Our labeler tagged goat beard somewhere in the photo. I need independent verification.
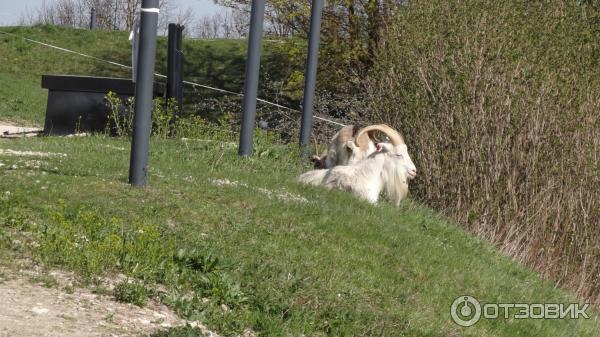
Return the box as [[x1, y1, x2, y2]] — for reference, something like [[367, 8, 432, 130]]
[[381, 160, 409, 206]]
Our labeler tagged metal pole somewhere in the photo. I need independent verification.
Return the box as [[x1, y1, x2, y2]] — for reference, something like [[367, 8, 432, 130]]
[[113, 0, 118, 30], [299, 0, 324, 148], [166, 24, 178, 101], [129, 0, 159, 187], [176, 25, 184, 115], [175, 48, 184, 115], [167, 24, 185, 116], [90, 7, 96, 30], [238, 0, 265, 157], [131, 19, 140, 82]]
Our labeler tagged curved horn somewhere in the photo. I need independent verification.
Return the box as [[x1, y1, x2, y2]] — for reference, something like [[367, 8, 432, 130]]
[[354, 124, 405, 147]]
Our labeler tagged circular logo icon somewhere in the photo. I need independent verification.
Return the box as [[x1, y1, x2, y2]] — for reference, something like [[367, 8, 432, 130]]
[[451, 295, 482, 327]]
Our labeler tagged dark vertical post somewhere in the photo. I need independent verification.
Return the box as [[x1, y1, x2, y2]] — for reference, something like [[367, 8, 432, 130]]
[[129, 0, 159, 187], [175, 46, 184, 115], [238, 0, 265, 157], [113, 0, 119, 30], [166, 24, 177, 102], [299, 0, 324, 148], [175, 25, 184, 115], [90, 7, 96, 30], [131, 19, 139, 82], [167, 24, 184, 115]]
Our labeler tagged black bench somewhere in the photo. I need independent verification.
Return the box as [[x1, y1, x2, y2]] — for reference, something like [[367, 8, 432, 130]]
[[42, 75, 163, 135]]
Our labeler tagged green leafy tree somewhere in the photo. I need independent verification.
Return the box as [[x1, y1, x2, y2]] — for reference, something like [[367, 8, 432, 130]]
[[213, 0, 400, 84]]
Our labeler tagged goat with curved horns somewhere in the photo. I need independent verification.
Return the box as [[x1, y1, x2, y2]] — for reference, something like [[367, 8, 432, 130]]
[[310, 125, 378, 169], [299, 125, 417, 205]]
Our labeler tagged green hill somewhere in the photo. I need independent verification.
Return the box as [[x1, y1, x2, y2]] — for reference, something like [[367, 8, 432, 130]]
[[0, 25, 598, 337], [0, 25, 301, 125]]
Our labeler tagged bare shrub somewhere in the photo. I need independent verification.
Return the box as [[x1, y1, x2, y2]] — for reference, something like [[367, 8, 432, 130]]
[[193, 9, 248, 39], [20, 0, 174, 32]]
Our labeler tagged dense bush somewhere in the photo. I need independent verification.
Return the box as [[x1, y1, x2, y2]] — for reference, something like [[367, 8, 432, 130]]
[[366, 0, 600, 302]]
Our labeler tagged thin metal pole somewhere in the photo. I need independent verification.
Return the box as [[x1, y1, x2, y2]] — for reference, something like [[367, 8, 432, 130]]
[[299, 0, 324, 148], [175, 48, 184, 115], [239, 0, 265, 157], [90, 7, 96, 30], [166, 24, 178, 102], [176, 25, 184, 115], [131, 19, 139, 82], [113, 0, 118, 30], [167, 24, 185, 116], [129, 0, 159, 187]]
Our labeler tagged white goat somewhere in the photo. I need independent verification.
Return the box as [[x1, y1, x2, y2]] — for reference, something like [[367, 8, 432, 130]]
[[299, 127, 417, 205], [310, 125, 377, 169]]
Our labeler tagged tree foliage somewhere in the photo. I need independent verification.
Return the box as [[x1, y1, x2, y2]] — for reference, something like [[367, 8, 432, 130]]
[[214, 0, 402, 85]]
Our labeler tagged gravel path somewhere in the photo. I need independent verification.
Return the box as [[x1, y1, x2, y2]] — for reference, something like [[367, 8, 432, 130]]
[[0, 266, 219, 337], [0, 122, 43, 139]]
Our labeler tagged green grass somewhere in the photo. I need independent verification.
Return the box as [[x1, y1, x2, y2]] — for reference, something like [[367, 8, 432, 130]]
[[114, 281, 149, 307], [0, 72, 47, 125], [0, 23, 598, 337], [0, 25, 302, 125], [149, 326, 209, 337], [0, 134, 598, 337], [0, 26, 130, 124]]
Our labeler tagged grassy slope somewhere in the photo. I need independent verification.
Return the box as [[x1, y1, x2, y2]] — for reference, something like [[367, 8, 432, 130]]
[[0, 25, 598, 336], [1, 136, 599, 337], [0, 26, 129, 124], [0, 25, 297, 125]]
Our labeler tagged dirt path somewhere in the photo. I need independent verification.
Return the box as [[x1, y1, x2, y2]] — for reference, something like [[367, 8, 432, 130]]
[[0, 266, 219, 337], [0, 123, 223, 337]]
